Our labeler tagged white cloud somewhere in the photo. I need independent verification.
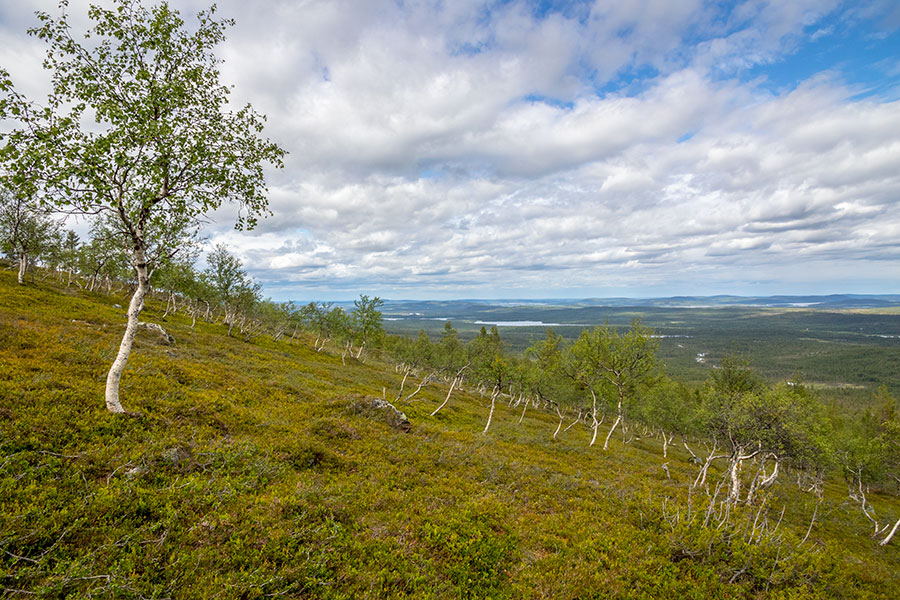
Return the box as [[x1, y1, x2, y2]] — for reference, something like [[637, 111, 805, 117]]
[[2, 0, 899, 298]]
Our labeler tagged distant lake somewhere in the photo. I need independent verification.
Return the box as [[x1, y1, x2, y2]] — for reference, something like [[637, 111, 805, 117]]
[[473, 320, 577, 327]]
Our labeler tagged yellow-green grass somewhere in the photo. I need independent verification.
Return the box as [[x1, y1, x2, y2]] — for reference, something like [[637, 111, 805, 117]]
[[1, 269, 898, 598]]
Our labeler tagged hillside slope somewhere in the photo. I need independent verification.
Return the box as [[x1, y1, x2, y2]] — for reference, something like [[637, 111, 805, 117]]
[[1, 270, 898, 598]]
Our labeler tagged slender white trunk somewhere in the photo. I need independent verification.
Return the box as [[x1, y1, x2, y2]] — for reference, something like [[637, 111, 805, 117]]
[[564, 411, 582, 433], [553, 404, 563, 440], [162, 291, 176, 318], [17, 253, 26, 284], [604, 387, 625, 451], [483, 386, 499, 435], [603, 414, 622, 451], [518, 396, 528, 424], [729, 458, 742, 502], [104, 250, 149, 414], [588, 388, 599, 447], [800, 501, 820, 545], [683, 436, 699, 461], [396, 368, 410, 401], [880, 518, 900, 546], [405, 372, 434, 402], [694, 451, 728, 491], [746, 455, 780, 504], [431, 375, 458, 416]]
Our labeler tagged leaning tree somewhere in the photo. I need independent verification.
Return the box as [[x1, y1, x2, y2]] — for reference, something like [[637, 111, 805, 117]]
[[0, 0, 285, 412]]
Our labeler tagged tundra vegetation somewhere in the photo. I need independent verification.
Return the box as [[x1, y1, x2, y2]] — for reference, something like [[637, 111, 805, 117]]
[[1, 253, 899, 597], [2, 1, 899, 597]]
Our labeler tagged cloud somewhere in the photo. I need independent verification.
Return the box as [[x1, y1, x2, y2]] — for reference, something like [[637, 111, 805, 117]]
[[2, 0, 899, 298]]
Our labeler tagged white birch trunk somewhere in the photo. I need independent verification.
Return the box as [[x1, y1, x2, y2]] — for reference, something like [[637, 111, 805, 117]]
[[104, 249, 149, 414], [746, 455, 779, 504], [880, 518, 900, 546], [729, 457, 742, 503], [430, 375, 458, 416], [483, 386, 499, 435], [405, 372, 434, 402], [683, 436, 699, 462], [553, 404, 563, 440], [692, 441, 726, 491], [603, 387, 625, 451], [602, 414, 622, 451], [17, 253, 27, 284], [396, 368, 410, 402], [564, 411, 582, 433], [589, 388, 599, 447], [518, 396, 528, 424]]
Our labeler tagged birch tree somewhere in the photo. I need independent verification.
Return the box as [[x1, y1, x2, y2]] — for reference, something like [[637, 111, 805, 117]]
[[468, 326, 508, 434], [0, 1, 284, 413], [393, 330, 436, 402], [430, 322, 469, 416], [0, 186, 62, 284], [206, 244, 254, 337], [525, 329, 575, 439], [349, 294, 384, 360], [563, 319, 659, 449], [559, 333, 605, 446]]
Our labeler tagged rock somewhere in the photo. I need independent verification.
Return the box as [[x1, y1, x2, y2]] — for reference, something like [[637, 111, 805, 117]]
[[138, 321, 175, 345], [352, 397, 411, 432]]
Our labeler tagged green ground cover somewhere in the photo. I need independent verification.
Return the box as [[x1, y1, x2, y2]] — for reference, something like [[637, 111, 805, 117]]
[[1, 270, 899, 598]]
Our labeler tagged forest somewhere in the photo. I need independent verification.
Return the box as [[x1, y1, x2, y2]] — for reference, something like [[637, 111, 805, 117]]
[[380, 302, 900, 406]]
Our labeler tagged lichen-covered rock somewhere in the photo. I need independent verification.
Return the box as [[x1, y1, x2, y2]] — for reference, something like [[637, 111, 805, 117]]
[[138, 321, 175, 345], [350, 396, 411, 432]]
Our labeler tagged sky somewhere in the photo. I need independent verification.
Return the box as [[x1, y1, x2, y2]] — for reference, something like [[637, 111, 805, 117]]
[[2, 0, 900, 301]]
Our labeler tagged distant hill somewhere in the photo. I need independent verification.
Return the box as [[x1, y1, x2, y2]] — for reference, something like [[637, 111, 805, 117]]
[[377, 294, 900, 316]]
